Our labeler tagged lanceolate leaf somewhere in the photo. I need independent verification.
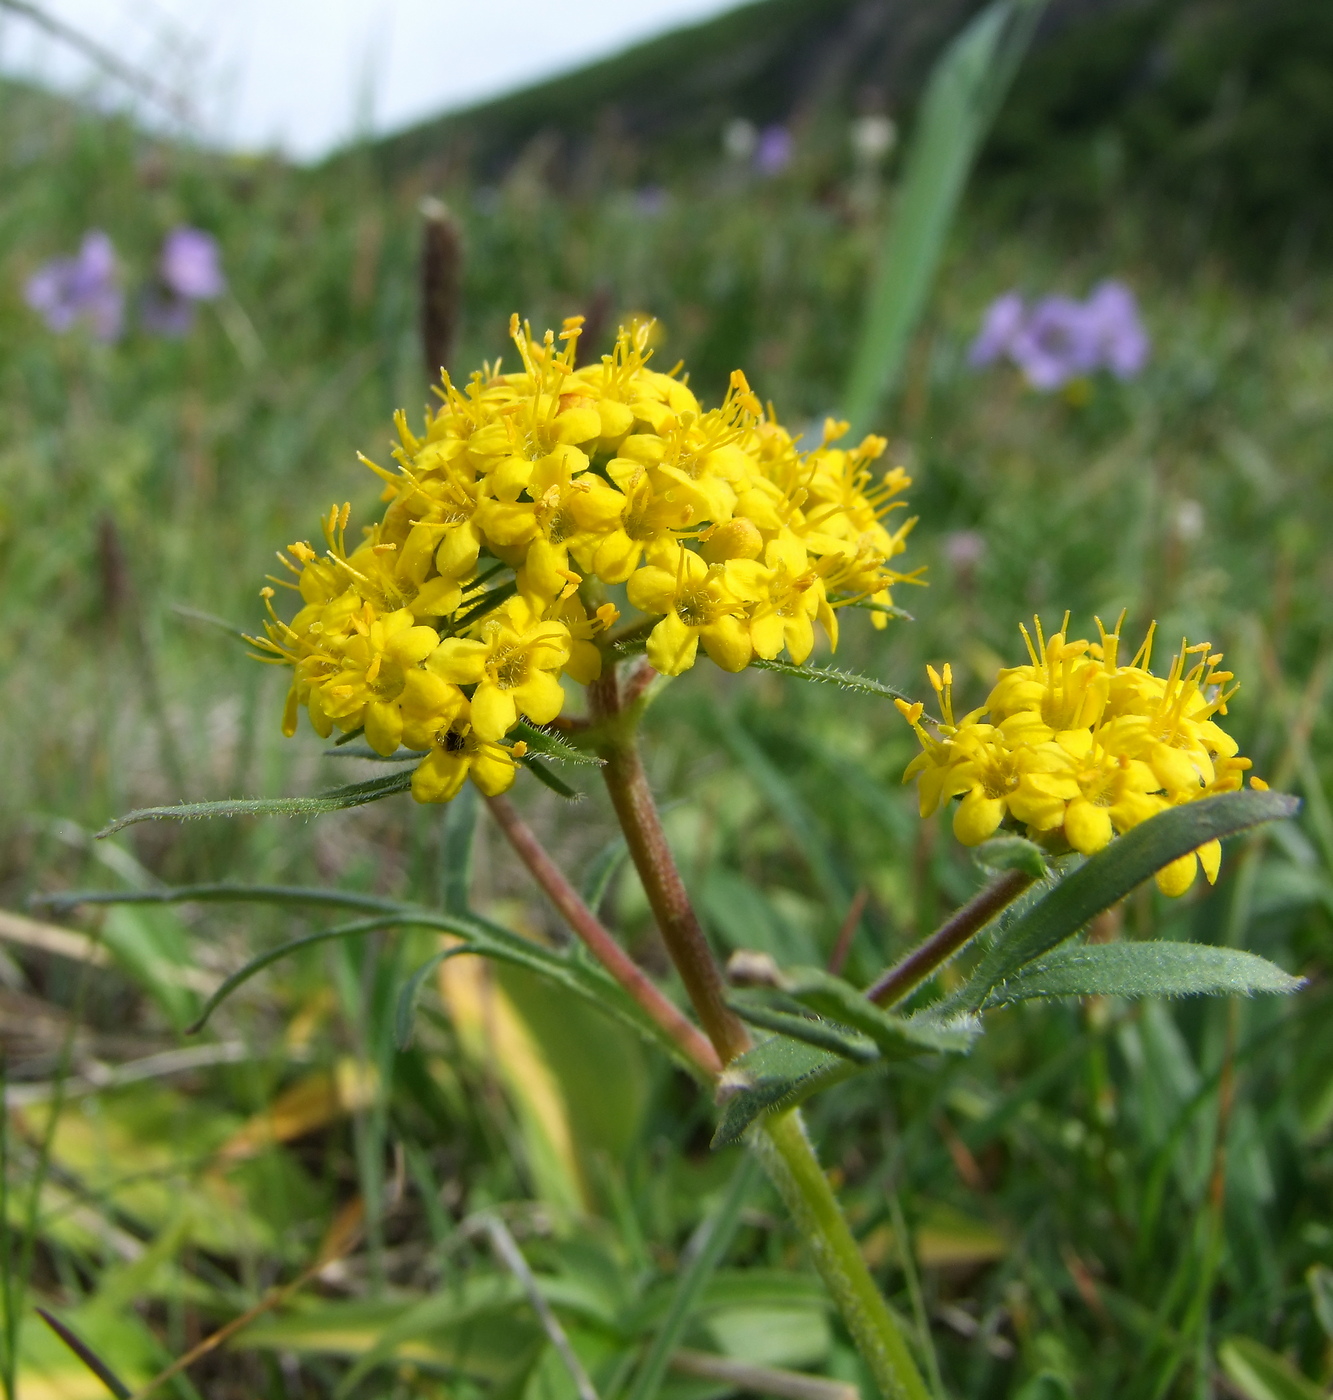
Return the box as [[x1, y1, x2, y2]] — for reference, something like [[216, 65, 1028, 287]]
[[513, 722, 604, 767], [951, 790, 1301, 1012], [96, 768, 419, 837], [712, 1037, 856, 1148], [778, 966, 980, 1056], [749, 657, 914, 704], [984, 942, 1304, 1007], [728, 998, 880, 1064], [519, 754, 584, 801]]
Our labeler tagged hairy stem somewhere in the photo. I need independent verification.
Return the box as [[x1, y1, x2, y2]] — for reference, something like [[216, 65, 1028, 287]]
[[589, 666, 750, 1064], [865, 867, 1033, 1007], [485, 794, 721, 1077], [752, 1112, 931, 1400]]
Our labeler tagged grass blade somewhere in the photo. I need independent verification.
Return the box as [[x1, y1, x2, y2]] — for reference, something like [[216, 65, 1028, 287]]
[[37, 884, 406, 916], [624, 1152, 761, 1400], [841, 0, 1047, 434], [34, 1310, 131, 1398]]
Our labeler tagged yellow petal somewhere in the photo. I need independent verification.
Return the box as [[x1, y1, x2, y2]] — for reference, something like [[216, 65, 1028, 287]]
[[471, 682, 519, 741], [1197, 838, 1222, 884], [953, 790, 1006, 845], [412, 748, 469, 804], [1064, 798, 1112, 855], [514, 670, 566, 726], [700, 615, 752, 672], [470, 744, 518, 796], [646, 613, 699, 676], [1155, 852, 1198, 897], [627, 566, 680, 616], [429, 638, 488, 684], [365, 700, 404, 757]]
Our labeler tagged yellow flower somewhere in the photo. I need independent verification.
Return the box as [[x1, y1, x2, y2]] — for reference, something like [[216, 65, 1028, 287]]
[[429, 602, 572, 740], [627, 545, 761, 675], [898, 617, 1263, 895], [411, 713, 527, 803], [257, 313, 922, 801]]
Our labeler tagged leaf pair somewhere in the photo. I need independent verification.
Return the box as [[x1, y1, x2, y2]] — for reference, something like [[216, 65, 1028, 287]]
[[716, 790, 1302, 1145]]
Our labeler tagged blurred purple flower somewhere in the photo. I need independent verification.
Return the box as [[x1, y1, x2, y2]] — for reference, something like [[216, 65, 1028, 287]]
[[24, 231, 124, 342], [1009, 295, 1101, 391], [967, 291, 1025, 367], [943, 529, 986, 573], [141, 292, 196, 337], [1085, 279, 1149, 379], [160, 226, 225, 301], [969, 279, 1151, 391], [754, 125, 793, 176], [634, 185, 668, 217]]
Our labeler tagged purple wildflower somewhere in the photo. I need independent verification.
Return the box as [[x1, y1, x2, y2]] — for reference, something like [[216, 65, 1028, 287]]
[[160, 226, 225, 301], [967, 292, 1025, 367], [141, 292, 197, 337], [24, 231, 124, 342], [754, 125, 793, 176], [1085, 279, 1149, 380], [1009, 295, 1101, 391]]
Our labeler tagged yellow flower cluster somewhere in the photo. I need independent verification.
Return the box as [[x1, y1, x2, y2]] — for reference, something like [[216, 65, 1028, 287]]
[[253, 315, 917, 803], [897, 615, 1264, 895]]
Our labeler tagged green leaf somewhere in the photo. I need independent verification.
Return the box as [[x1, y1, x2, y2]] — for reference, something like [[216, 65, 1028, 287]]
[[973, 835, 1049, 879], [777, 966, 980, 1057], [749, 657, 913, 704], [1217, 1336, 1324, 1400], [95, 768, 418, 837], [848, 599, 914, 621], [37, 884, 405, 917], [323, 744, 420, 761], [986, 942, 1303, 1006], [712, 1037, 857, 1148], [519, 754, 584, 801], [513, 722, 604, 767], [728, 998, 880, 1064], [841, 0, 1048, 434], [949, 790, 1301, 1013]]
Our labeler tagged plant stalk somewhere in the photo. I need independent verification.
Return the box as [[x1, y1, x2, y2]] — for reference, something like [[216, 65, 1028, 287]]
[[752, 1112, 932, 1400], [589, 666, 750, 1064], [485, 793, 721, 1078], [865, 867, 1033, 1006], [590, 659, 932, 1400]]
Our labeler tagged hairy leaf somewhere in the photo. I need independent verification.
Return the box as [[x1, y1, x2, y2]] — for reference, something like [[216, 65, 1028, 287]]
[[728, 997, 880, 1063], [712, 1037, 856, 1148], [950, 790, 1301, 1012], [396, 946, 478, 1049], [96, 768, 418, 837], [973, 835, 1049, 879], [513, 722, 604, 767], [778, 966, 981, 1056], [749, 657, 913, 703], [984, 942, 1303, 1006], [519, 754, 584, 801]]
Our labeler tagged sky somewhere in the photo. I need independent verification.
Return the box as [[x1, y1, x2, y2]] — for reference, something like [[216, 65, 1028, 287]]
[[0, 0, 743, 160]]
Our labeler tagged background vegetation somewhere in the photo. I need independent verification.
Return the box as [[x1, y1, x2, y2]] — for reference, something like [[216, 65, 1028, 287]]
[[0, 0, 1330, 1394]]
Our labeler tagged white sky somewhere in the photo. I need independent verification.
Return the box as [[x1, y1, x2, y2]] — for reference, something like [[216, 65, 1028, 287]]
[[0, 0, 743, 160]]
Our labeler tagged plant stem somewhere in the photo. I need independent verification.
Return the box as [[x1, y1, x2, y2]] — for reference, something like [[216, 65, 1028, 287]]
[[865, 868, 1033, 1007], [588, 659, 931, 1400], [485, 793, 721, 1077], [589, 666, 750, 1064], [752, 1112, 932, 1400]]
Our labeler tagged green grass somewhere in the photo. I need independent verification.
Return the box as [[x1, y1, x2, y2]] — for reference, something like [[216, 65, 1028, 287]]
[[0, 43, 1330, 1400]]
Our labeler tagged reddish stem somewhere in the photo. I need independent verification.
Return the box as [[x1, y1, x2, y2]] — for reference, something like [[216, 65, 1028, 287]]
[[864, 868, 1033, 1007], [485, 793, 721, 1078], [589, 666, 751, 1064]]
